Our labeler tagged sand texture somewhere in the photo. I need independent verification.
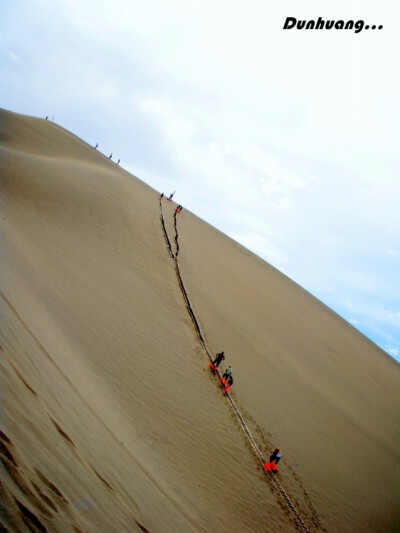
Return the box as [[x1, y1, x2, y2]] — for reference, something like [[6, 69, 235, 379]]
[[1, 108, 399, 532]]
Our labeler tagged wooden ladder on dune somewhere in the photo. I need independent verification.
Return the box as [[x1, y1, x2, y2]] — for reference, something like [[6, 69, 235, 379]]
[[159, 197, 311, 533]]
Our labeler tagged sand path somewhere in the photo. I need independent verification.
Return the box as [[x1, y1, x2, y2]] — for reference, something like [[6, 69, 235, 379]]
[[159, 197, 312, 533]]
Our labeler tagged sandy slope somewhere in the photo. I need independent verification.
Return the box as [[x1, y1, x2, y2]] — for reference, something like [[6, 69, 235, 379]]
[[1, 108, 399, 532]]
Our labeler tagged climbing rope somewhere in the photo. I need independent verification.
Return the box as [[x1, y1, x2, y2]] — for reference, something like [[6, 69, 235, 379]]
[[159, 198, 311, 533]]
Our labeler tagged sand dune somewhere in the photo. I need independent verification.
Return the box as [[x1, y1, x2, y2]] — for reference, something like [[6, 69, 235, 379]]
[[1, 108, 399, 532]]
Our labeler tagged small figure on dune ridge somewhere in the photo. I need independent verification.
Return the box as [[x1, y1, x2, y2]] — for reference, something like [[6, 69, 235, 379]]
[[95, 142, 98, 149], [168, 191, 175, 201], [109, 153, 113, 159]]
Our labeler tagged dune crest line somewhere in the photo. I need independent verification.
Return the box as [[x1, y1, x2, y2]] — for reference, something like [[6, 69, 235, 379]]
[[159, 198, 311, 533]]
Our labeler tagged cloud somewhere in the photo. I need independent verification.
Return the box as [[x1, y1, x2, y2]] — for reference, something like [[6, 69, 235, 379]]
[[386, 249, 400, 259], [231, 211, 277, 236], [384, 310, 400, 324], [138, 94, 308, 215], [384, 345, 399, 357], [7, 51, 25, 66], [230, 231, 288, 268], [92, 82, 121, 102]]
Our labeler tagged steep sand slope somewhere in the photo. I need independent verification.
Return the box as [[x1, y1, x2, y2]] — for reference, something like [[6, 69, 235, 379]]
[[1, 109, 399, 532]]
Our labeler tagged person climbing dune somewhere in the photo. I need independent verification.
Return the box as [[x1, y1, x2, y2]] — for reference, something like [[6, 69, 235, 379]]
[[264, 448, 282, 472], [224, 375, 233, 393], [209, 351, 225, 370], [221, 366, 232, 384], [270, 448, 282, 465]]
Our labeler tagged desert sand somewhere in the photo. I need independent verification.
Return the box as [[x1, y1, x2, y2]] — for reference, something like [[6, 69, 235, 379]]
[[1, 108, 399, 532]]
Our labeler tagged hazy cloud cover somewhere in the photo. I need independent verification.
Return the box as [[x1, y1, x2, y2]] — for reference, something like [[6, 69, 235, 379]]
[[1, 0, 399, 361]]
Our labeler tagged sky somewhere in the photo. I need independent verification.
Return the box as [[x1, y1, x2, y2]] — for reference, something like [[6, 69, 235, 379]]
[[1, 0, 399, 362]]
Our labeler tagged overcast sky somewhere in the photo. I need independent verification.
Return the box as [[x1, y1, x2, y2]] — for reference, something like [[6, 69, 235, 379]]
[[1, 0, 399, 362]]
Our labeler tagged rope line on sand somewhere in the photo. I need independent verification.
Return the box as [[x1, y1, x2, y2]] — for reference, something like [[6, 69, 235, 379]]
[[159, 198, 310, 533]]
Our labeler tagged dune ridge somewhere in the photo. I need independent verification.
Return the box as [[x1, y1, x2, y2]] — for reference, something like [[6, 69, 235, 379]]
[[1, 108, 399, 532]]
